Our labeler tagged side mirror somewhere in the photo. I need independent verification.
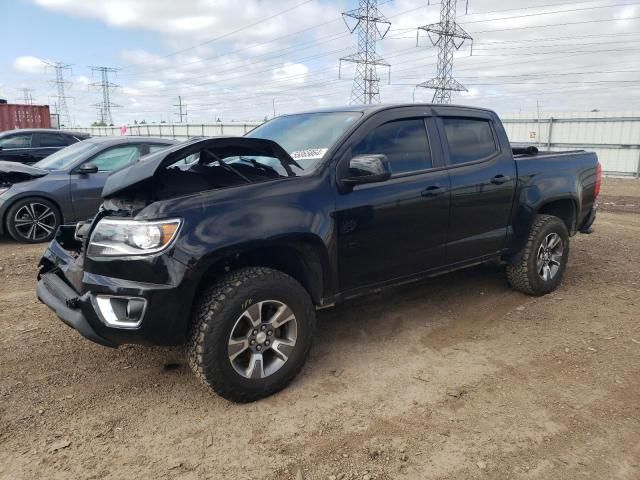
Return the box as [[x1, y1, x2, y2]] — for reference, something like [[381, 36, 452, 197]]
[[79, 163, 98, 174], [342, 154, 392, 186]]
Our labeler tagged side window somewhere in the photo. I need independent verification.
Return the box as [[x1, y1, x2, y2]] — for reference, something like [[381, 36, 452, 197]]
[[442, 118, 498, 165], [89, 145, 141, 172], [0, 134, 32, 148], [353, 119, 431, 175], [39, 133, 69, 147], [148, 144, 171, 154]]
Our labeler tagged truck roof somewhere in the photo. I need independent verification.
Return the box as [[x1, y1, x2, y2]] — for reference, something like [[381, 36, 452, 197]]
[[292, 103, 496, 116]]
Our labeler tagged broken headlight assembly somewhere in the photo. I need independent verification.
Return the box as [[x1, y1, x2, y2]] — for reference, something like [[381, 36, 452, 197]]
[[87, 218, 181, 257]]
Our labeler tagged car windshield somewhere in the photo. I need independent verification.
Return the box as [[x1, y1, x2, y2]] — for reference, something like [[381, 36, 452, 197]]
[[34, 141, 99, 171], [245, 112, 361, 173]]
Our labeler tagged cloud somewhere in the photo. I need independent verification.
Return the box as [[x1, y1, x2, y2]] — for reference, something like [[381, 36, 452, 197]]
[[273, 62, 309, 84], [13, 56, 47, 74], [19, 0, 640, 125]]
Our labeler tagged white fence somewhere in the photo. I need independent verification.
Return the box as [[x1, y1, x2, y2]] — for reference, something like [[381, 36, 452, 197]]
[[502, 112, 640, 177], [69, 122, 262, 139], [70, 112, 640, 177]]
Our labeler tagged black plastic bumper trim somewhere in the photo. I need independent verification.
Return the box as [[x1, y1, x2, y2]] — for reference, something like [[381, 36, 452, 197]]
[[37, 273, 117, 348]]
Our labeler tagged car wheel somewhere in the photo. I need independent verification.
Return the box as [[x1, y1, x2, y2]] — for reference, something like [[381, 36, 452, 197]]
[[506, 214, 570, 296], [5, 198, 61, 244], [187, 267, 316, 402]]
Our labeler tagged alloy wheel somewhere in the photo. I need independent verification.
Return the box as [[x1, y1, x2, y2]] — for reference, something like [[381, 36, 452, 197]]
[[227, 300, 298, 379], [13, 202, 57, 242], [536, 232, 563, 281]]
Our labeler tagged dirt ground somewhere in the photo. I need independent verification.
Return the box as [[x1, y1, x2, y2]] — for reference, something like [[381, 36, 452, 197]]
[[1, 178, 639, 480]]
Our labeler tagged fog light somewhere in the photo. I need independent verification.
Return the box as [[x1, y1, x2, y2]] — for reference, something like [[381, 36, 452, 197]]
[[95, 295, 146, 329], [126, 298, 146, 320]]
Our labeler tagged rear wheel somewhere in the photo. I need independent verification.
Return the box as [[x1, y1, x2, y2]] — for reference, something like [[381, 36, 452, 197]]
[[5, 198, 61, 243], [187, 267, 316, 402], [506, 214, 570, 296]]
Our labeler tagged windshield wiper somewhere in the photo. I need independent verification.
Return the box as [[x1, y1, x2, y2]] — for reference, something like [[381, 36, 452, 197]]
[[203, 149, 251, 184], [238, 157, 280, 176]]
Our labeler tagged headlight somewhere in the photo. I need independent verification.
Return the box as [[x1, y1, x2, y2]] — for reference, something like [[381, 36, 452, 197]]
[[88, 218, 181, 257]]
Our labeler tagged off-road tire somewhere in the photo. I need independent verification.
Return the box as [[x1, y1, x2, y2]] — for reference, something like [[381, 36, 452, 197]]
[[187, 267, 316, 402], [6, 197, 61, 244], [506, 214, 570, 296]]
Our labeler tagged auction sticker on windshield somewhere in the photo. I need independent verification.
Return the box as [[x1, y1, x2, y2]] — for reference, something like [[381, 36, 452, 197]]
[[290, 148, 328, 161]]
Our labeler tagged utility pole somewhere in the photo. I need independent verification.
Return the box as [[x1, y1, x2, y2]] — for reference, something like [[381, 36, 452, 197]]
[[19, 88, 34, 105], [174, 96, 187, 123], [339, 0, 391, 105], [89, 66, 121, 125], [415, 0, 473, 104], [44, 61, 73, 126]]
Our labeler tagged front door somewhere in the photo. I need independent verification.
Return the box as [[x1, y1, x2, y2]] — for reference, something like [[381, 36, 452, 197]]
[[70, 144, 142, 221], [335, 115, 451, 292]]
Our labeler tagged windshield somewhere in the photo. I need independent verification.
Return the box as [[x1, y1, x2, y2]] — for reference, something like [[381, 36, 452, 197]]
[[245, 112, 361, 172], [34, 141, 99, 171]]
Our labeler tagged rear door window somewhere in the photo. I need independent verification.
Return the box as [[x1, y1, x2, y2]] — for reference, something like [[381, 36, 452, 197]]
[[353, 119, 431, 175], [39, 133, 70, 147], [442, 118, 498, 165], [0, 134, 32, 148]]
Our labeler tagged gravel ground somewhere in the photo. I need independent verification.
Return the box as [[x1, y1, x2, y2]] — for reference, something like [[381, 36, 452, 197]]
[[0, 178, 639, 480]]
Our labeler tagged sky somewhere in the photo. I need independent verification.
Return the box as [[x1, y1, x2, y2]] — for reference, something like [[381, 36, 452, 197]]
[[0, 0, 638, 126]]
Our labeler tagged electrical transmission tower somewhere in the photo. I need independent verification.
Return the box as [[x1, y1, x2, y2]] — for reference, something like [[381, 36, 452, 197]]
[[339, 0, 391, 105], [174, 96, 188, 123], [44, 61, 73, 126], [19, 88, 34, 105], [416, 0, 473, 104], [90, 66, 121, 125]]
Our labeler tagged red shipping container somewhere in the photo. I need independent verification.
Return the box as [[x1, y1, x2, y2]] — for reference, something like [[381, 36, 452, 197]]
[[0, 104, 52, 132]]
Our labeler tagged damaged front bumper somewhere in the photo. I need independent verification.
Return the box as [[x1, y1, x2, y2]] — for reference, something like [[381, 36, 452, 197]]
[[37, 225, 196, 348]]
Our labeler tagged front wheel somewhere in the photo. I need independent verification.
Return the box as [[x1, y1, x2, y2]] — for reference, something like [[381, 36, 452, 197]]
[[506, 214, 570, 296], [187, 267, 316, 402], [5, 197, 61, 243]]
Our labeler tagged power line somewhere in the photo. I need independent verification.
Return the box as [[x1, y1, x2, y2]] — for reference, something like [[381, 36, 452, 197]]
[[339, 0, 392, 104], [121, 0, 314, 69], [89, 66, 121, 125]]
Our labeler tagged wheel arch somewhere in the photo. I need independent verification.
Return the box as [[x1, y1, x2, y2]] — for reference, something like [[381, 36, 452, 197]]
[[192, 235, 331, 307], [536, 197, 577, 234]]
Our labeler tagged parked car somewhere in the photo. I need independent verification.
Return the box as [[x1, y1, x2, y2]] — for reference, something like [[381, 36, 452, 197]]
[[36, 104, 600, 402], [0, 136, 176, 243], [0, 129, 91, 164]]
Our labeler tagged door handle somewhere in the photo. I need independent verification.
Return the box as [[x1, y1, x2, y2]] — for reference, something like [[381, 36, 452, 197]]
[[491, 174, 511, 185], [421, 185, 444, 197]]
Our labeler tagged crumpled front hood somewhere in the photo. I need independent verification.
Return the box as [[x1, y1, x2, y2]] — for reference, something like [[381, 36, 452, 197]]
[[0, 160, 49, 184], [102, 136, 296, 198]]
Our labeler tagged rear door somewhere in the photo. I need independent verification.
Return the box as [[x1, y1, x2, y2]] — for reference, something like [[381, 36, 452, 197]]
[[70, 144, 143, 220], [335, 108, 451, 291], [33, 132, 73, 161], [435, 109, 517, 264], [0, 132, 35, 163]]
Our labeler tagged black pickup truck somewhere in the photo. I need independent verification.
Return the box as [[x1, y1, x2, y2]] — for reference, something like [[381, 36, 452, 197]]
[[37, 104, 600, 402]]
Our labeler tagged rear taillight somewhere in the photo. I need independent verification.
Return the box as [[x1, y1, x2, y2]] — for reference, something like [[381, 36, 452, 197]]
[[594, 162, 602, 198]]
